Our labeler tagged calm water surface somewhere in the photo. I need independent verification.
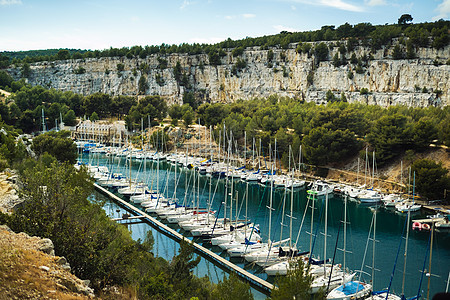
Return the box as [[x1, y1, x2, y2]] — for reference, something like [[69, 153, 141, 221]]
[[82, 153, 450, 299]]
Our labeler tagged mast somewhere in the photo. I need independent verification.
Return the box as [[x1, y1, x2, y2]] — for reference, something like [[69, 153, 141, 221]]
[[259, 138, 262, 170], [290, 146, 294, 249], [324, 191, 328, 277], [372, 204, 377, 288], [298, 144, 302, 177], [41, 108, 46, 133], [309, 189, 315, 259], [357, 157, 360, 186], [208, 125, 212, 225], [372, 150, 375, 188], [426, 220, 435, 300], [268, 163, 274, 245], [343, 194, 347, 275], [244, 131, 247, 168]]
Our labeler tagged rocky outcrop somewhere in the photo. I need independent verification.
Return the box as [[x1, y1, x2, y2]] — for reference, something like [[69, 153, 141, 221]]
[[7, 42, 449, 107], [0, 225, 94, 298], [0, 170, 22, 214]]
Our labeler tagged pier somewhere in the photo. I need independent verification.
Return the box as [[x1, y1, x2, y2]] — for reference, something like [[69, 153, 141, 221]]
[[94, 183, 275, 295]]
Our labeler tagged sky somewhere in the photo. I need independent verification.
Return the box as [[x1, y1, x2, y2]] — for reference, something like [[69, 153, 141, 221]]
[[0, 0, 449, 52]]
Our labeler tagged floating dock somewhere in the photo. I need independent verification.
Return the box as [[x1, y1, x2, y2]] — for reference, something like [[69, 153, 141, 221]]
[[94, 183, 274, 295]]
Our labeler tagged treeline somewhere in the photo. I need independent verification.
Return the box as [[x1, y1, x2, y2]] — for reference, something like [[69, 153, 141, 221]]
[[170, 96, 450, 170], [0, 19, 448, 67]]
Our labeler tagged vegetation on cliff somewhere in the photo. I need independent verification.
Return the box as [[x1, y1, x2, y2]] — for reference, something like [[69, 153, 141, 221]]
[[1, 19, 448, 68]]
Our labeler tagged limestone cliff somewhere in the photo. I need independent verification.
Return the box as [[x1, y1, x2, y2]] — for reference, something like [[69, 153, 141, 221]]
[[6, 42, 450, 107]]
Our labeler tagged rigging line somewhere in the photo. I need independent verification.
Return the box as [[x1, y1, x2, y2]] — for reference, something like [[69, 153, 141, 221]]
[[309, 201, 325, 264], [327, 208, 343, 294], [415, 228, 432, 300], [385, 205, 409, 298], [294, 190, 311, 250], [359, 211, 375, 282]]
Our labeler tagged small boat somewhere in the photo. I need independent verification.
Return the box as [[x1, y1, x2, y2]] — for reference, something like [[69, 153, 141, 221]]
[[412, 221, 422, 230], [395, 201, 421, 213], [307, 180, 334, 196], [382, 193, 403, 207], [421, 223, 431, 231]]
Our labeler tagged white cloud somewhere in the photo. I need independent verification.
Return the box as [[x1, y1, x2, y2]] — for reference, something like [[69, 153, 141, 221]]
[[180, 0, 191, 10], [225, 15, 235, 20], [365, 0, 386, 6], [242, 13, 256, 18], [0, 0, 22, 5], [433, 0, 450, 20], [130, 16, 140, 23], [291, 5, 296, 10], [287, 0, 364, 12], [319, 0, 364, 12], [273, 25, 298, 33]]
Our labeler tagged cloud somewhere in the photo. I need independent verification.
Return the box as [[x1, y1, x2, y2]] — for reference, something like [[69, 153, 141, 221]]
[[224, 14, 255, 20], [319, 0, 364, 12], [365, 0, 386, 6], [130, 16, 140, 23], [180, 0, 191, 10], [291, 5, 296, 10], [0, 0, 22, 5], [273, 25, 298, 33], [287, 0, 364, 12], [433, 0, 450, 20]]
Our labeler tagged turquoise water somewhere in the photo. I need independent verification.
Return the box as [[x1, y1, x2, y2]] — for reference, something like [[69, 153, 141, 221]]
[[82, 153, 450, 299]]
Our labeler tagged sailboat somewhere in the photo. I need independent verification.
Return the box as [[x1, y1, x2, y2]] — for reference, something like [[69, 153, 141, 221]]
[[327, 198, 374, 300]]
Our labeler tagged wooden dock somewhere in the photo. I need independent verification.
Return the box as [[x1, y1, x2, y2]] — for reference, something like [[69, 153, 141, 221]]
[[94, 183, 274, 294], [111, 215, 145, 221]]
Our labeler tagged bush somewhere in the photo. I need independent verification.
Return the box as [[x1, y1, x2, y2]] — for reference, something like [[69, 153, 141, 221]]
[[73, 66, 86, 74], [412, 159, 450, 201], [116, 63, 125, 72], [360, 88, 369, 95]]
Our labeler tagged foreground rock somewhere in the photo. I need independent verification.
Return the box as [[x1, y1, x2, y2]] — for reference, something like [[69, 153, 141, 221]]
[[0, 225, 95, 299]]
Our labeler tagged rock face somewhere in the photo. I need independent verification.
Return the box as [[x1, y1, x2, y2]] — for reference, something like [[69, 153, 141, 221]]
[[0, 170, 22, 214], [0, 225, 94, 298], [7, 42, 450, 107]]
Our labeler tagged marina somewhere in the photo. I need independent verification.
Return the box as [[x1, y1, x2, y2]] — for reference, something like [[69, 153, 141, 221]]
[[79, 148, 450, 299]]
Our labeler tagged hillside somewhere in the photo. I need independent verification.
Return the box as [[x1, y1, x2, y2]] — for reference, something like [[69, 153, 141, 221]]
[[6, 41, 449, 107]]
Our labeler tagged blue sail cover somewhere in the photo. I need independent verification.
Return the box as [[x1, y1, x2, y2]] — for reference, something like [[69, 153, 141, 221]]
[[335, 281, 365, 295]]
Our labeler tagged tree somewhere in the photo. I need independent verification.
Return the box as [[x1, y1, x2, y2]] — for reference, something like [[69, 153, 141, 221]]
[[63, 109, 77, 126], [21, 62, 31, 78], [83, 93, 112, 118], [271, 259, 324, 299], [314, 42, 329, 63], [366, 114, 413, 165], [413, 117, 437, 150], [211, 273, 253, 300], [392, 44, 404, 60], [31, 131, 78, 164], [302, 126, 361, 165], [138, 75, 148, 95], [398, 14, 413, 25], [56, 49, 70, 60], [412, 159, 450, 201], [182, 107, 195, 127], [90, 111, 99, 121]]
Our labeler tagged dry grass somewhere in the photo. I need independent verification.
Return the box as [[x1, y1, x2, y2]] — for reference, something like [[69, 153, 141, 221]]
[[0, 228, 89, 300]]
